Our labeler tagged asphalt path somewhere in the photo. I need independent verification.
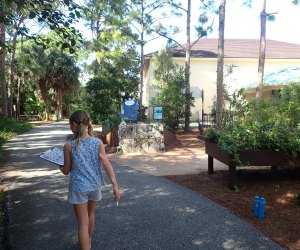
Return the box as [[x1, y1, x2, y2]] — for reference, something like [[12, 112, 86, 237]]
[[0, 121, 282, 250]]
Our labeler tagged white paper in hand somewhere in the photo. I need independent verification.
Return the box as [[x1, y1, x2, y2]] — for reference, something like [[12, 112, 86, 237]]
[[40, 147, 64, 166]]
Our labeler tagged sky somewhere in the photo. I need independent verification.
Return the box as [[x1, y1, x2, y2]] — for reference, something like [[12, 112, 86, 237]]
[[144, 0, 300, 54]]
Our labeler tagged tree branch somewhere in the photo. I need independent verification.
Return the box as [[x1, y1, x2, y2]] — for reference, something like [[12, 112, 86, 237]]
[[191, 19, 215, 48], [154, 29, 184, 49], [149, 16, 171, 26], [165, 1, 187, 12], [130, 22, 142, 35], [146, 2, 165, 15]]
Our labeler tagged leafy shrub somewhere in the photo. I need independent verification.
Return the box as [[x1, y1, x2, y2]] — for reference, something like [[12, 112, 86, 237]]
[[151, 49, 194, 130], [207, 83, 300, 161]]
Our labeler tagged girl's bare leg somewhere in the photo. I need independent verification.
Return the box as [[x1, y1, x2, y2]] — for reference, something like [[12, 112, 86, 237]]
[[87, 200, 97, 247], [73, 203, 90, 250]]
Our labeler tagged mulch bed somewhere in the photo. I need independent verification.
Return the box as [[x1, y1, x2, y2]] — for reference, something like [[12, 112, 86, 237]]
[[163, 129, 300, 250]]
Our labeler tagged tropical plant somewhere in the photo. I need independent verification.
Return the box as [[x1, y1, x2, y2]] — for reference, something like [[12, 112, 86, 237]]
[[85, 54, 139, 132], [46, 49, 80, 119], [81, 0, 134, 75], [126, 0, 181, 121], [159, 0, 216, 131], [1, 0, 82, 117], [16, 37, 80, 120], [206, 83, 300, 163], [150, 49, 194, 130]]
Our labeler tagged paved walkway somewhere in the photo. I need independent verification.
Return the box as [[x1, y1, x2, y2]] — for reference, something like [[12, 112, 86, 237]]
[[108, 147, 228, 176], [1, 121, 282, 249]]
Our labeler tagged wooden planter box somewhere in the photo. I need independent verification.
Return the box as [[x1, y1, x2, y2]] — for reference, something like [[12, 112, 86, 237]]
[[106, 128, 119, 147], [204, 139, 300, 189]]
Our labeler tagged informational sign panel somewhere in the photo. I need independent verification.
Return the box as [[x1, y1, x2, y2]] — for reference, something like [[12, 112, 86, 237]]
[[123, 99, 139, 121], [153, 106, 163, 120]]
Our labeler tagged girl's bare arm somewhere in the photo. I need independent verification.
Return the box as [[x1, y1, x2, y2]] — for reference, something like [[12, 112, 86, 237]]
[[60, 142, 72, 175], [98, 139, 121, 201]]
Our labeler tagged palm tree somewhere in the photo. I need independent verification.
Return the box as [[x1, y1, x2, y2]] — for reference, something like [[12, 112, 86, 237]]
[[48, 51, 80, 119]]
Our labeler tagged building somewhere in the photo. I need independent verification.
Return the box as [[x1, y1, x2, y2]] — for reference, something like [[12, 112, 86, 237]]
[[143, 39, 300, 120], [243, 66, 300, 100]]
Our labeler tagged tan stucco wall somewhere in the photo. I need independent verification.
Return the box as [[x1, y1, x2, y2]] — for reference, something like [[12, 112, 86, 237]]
[[143, 56, 300, 121]]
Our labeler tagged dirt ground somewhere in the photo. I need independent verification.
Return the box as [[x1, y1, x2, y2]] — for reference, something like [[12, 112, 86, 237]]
[[163, 129, 300, 250]]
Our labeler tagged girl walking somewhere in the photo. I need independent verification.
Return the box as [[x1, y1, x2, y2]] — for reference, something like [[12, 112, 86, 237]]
[[60, 110, 120, 250]]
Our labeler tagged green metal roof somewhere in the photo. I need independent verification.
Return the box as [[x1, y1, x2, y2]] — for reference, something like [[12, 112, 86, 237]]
[[243, 66, 300, 88]]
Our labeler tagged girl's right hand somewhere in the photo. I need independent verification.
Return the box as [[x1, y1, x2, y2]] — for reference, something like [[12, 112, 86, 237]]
[[113, 186, 121, 202]]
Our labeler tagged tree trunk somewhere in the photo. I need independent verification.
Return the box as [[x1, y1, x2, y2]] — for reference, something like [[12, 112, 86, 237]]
[[256, 0, 267, 100], [16, 76, 21, 118], [57, 87, 63, 120], [0, 7, 7, 116], [65, 103, 71, 118], [8, 17, 25, 117], [184, 0, 191, 132], [138, 2, 145, 121], [45, 103, 49, 121], [38, 78, 49, 120], [8, 30, 18, 117], [216, 0, 226, 130], [139, 34, 144, 121]]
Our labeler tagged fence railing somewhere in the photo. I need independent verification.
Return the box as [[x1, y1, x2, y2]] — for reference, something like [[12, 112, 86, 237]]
[[17, 115, 40, 121], [198, 111, 237, 133], [199, 113, 214, 127]]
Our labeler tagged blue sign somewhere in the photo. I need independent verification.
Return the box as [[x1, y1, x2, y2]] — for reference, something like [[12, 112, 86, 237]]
[[123, 99, 139, 121], [153, 106, 163, 120]]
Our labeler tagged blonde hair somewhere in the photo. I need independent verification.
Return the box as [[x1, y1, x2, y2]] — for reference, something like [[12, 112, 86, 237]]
[[69, 110, 93, 151]]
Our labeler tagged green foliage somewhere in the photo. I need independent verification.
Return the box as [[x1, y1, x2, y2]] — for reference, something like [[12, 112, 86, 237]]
[[46, 48, 80, 91], [207, 83, 300, 163], [67, 86, 92, 115], [85, 76, 118, 124], [23, 1, 82, 53], [20, 91, 45, 117], [4, 1, 82, 54], [150, 50, 190, 130], [16, 38, 80, 117], [85, 55, 139, 132], [206, 126, 219, 142], [0, 118, 33, 162], [128, 0, 180, 45], [195, 0, 217, 37], [80, 0, 140, 126], [100, 106, 121, 135], [233, 185, 240, 193], [81, 0, 138, 75], [34, 28, 83, 55]]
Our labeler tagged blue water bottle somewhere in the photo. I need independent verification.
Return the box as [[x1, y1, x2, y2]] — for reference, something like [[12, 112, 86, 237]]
[[254, 195, 260, 218], [258, 197, 265, 219]]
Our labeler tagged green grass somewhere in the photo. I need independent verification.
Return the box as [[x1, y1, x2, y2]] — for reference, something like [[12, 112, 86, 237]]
[[0, 118, 33, 162]]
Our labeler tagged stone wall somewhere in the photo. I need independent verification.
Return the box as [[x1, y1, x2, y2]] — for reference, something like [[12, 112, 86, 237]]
[[118, 122, 165, 153]]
